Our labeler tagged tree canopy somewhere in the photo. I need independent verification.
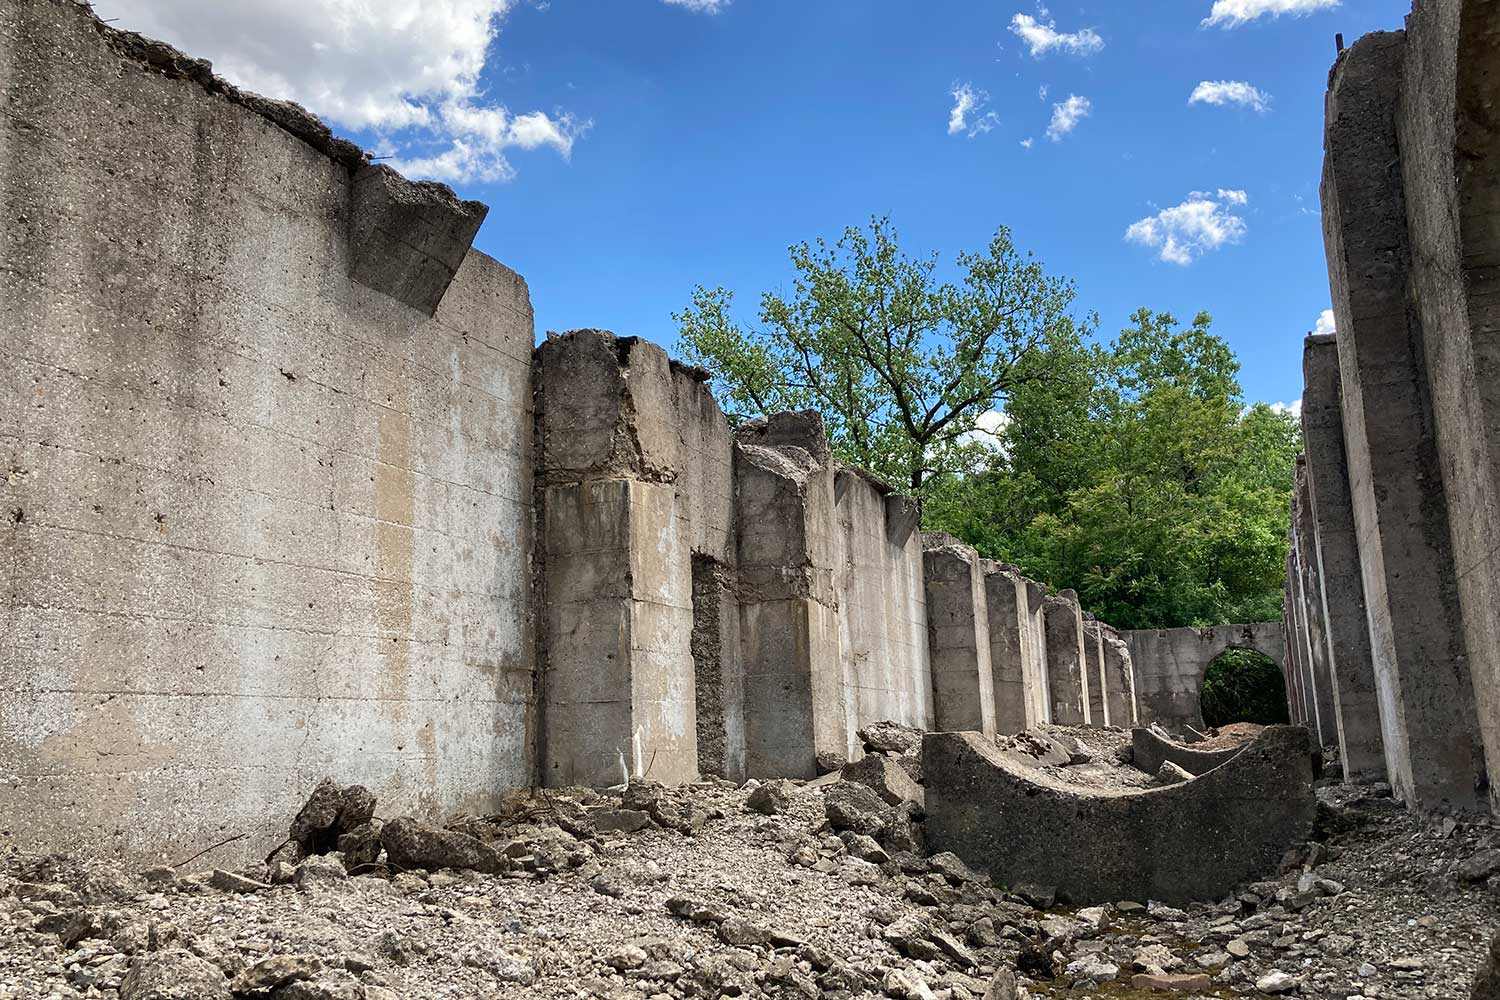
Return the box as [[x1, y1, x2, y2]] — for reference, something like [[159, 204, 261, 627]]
[[674, 216, 1088, 490], [676, 221, 1302, 630]]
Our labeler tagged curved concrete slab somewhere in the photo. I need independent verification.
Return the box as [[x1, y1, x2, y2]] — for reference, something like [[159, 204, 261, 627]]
[[1131, 727, 1246, 776], [924, 726, 1317, 905]]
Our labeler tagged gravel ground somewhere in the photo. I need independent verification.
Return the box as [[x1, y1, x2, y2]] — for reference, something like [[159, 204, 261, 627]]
[[1, 734, 1495, 1000]]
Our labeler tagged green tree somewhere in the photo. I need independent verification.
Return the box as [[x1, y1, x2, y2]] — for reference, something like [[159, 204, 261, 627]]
[[925, 308, 1302, 629], [1200, 649, 1291, 727], [674, 216, 1089, 491]]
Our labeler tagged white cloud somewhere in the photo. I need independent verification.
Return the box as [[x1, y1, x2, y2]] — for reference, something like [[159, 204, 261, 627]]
[[1125, 190, 1249, 265], [662, 0, 728, 11], [1046, 95, 1091, 142], [948, 83, 1000, 138], [1270, 399, 1303, 420], [91, 0, 587, 184], [1009, 13, 1104, 57], [1314, 309, 1336, 337], [959, 410, 1012, 455], [1189, 80, 1272, 113], [1202, 0, 1339, 29], [1020, 137, 1035, 149]]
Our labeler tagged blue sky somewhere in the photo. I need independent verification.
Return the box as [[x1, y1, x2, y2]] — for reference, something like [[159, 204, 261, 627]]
[[102, 0, 1412, 408]]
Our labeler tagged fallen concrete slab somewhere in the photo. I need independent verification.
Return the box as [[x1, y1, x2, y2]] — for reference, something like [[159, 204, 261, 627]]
[[924, 726, 1317, 904], [1131, 727, 1247, 777]]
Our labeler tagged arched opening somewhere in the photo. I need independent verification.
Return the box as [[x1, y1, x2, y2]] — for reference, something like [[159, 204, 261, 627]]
[[1200, 648, 1290, 728]]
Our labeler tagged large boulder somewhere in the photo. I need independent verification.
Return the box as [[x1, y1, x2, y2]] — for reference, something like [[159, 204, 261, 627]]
[[120, 950, 231, 1000], [289, 778, 377, 857], [822, 781, 892, 837], [378, 816, 507, 874], [843, 753, 924, 807]]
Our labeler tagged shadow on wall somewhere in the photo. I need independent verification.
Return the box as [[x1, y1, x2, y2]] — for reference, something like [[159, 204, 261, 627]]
[[1201, 649, 1291, 728]]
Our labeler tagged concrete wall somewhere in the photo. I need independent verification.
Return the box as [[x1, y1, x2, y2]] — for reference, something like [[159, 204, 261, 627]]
[[1321, 28, 1486, 812], [922, 534, 997, 737], [833, 471, 934, 757], [1, 0, 536, 859], [1083, 621, 1110, 727], [1101, 627, 1138, 728], [1043, 593, 1091, 725], [1291, 458, 1338, 747], [1125, 624, 1288, 733], [983, 563, 1048, 734], [1395, 0, 1500, 812], [1300, 335, 1386, 781]]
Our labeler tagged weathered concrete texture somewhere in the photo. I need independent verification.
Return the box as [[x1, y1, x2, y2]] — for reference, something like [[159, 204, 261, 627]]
[[922, 534, 997, 737], [1397, 0, 1500, 813], [1131, 728, 1245, 777], [0, 0, 535, 859], [833, 471, 933, 758], [1124, 624, 1287, 733], [535, 330, 737, 787], [1301, 335, 1387, 782], [348, 165, 488, 316], [1043, 593, 1091, 726], [1083, 621, 1110, 727], [1323, 30, 1487, 811], [735, 413, 845, 777], [982, 564, 1047, 735], [1101, 629, 1138, 728], [1291, 457, 1338, 748], [924, 726, 1318, 905]]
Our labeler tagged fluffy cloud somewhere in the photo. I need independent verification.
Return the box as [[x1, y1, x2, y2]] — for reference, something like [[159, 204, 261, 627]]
[[1314, 309, 1336, 337], [1270, 400, 1303, 420], [662, 0, 729, 11], [91, 0, 587, 184], [948, 83, 999, 138], [1189, 80, 1272, 113], [1046, 95, 1091, 142], [1202, 0, 1339, 29], [1125, 190, 1249, 265], [1009, 13, 1104, 57]]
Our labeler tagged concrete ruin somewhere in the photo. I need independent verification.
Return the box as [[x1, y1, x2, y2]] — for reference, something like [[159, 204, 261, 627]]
[[0, 0, 1157, 860], [1285, 0, 1498, 814], [1123, 624, 1288, 733], [923, 726, 1319, 905]]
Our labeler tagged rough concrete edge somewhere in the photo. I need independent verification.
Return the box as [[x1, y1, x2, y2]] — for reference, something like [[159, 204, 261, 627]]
[[1131, 726, 1246, 776]]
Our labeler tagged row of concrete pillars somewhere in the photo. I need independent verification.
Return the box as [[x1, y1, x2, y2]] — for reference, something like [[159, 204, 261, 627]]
[[1285, 1, 1499, 815]]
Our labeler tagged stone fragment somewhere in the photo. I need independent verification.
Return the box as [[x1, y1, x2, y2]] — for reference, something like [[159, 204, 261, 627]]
[[120, 950, 231, 1000], [607, 945, 647, 971], [928, 851, 983, 884], [230, 955, 319, 993], [839, 833, 890, 863], [593, 809, 652, 834], [1130, 972, 1212, 991], [289, 779, 377, 857], [746, 782, 791, 815], [859, 721, 924, 756], [336, 822, 383, 869], [822, 781, 890, 836], [1227, 938, 1251, 958], [982, 968, 1018, 1000], [1460, 849, 1500, 883], [378, 816, 507, 874], [209, 869, 271, 894], [1155, 761, 1193, 785], [294, 855, 347, 889], [1256, 970, 1298, 994], [843, 753, 924, 806]]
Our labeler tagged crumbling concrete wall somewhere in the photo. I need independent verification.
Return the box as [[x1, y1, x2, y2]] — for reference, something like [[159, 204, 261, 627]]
[[983, 563, 1049, 734], [1394, 0, 1500, 812], [1043, 593, 1091, 725], [1101, 626, 1138, 728], [1125, 624, 1287, 733], [1300, 335, 1386, 782], [1291, 458, 1338, 748], [1083, 620, 1110, 727], [0, 0, 536, 858], [921, 534, 997, 737], [1321, 28, 1486, 812], [533, 330, 736, 787]]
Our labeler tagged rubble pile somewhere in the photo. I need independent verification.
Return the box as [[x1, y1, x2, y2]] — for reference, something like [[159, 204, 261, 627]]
[[1, 732, 1495, 1000]]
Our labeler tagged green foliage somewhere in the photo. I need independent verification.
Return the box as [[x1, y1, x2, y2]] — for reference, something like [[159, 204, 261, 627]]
[[925, 308, 1302, 629], [676, 220, 1302, 630], [1200, 649, 1291, 728], [674, 216, 1089, 490]]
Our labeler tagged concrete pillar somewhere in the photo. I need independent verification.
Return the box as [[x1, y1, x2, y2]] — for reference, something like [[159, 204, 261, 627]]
[[734, 412, 845, 778], [1293, 458, 1339, 747], [1396, 0, 1500, 812], [1322, 31, 1485, 811], [1043, 592, 1091, 725], [983, 562, 1042, 735], [535, 330, 698, 787], [922, 535, 997, 736], [1024, 578, 1052, 725], [1083, 620, 1110, 727], [1282, 546, 1309, 728], [1101, 628, 1138, 727], [1301, 334, 1387, 781]]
